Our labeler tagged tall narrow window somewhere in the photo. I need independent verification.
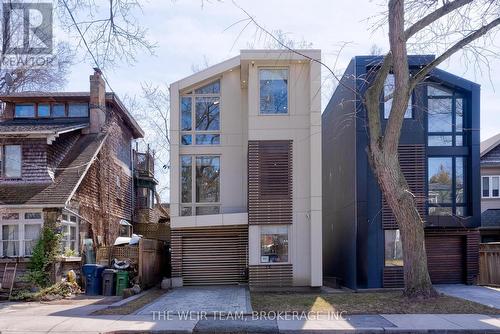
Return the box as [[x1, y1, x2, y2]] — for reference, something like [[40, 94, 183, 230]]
[[482, 176, 490, 197], [4, 145, 21, 178], [428, 157, 467, 216], [2, 225, 19, 257], [384, 229, 403, 266], [383, 74, 412, 119], [180, 81, 220, 146], [180, 155, 220, 216], [260, 69, 288, 114], [427, 84, 465, 147]]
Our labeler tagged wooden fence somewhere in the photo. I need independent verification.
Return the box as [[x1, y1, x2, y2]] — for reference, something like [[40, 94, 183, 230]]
[[96, 238, 166, 288], [478, 242, 500, 286], [134, 223, 170, 241]]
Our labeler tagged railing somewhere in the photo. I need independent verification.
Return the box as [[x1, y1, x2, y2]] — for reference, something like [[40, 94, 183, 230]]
[[478, 242, 500, 286], [133, 151, 154, 178]]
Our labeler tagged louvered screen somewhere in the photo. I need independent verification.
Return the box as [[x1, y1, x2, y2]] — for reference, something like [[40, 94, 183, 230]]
[[382, 145, 426, 229], [248, 140, 293, 225]]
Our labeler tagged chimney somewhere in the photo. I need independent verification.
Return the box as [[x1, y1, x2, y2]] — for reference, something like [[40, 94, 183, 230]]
[[88, 68, 106, 133]]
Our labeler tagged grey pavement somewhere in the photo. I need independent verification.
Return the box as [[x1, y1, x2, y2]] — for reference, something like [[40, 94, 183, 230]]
[[436, 284, 500, 309], [136, 285, 252, 315], [0, 286, 499, 333]]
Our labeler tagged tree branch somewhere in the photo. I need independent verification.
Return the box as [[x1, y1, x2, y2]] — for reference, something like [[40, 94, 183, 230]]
[[404, 0, 473, 40], [410, 17, 500, 89]]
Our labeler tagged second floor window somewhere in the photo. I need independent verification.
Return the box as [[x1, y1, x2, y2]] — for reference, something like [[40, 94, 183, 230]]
[[428, 157, 467, 216], [15, 104, 35, 117], [14, 102, 89, 118], [482, 176, 500, 198], [260, 69, 288, 114], [1, 145, 21, 178], [180, 155, 220, 216], [181, 80, 220, 145]]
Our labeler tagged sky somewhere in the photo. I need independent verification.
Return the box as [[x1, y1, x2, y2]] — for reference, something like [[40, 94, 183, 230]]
[[58, 0, 500, 196]]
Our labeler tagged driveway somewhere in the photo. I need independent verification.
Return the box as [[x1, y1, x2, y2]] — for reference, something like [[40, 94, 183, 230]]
[[136, 285, 252, 315], [436, 284, 500, 309]]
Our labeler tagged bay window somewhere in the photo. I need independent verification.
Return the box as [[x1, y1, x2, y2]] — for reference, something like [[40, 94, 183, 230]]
[[180, 81, 220, 146], [428, 157, 467, 216], [260, 69, 288, 114], [427, 85, 465, 147], [482, 176, 500, 198], [180, 155, 220, 216], [260, 226, 289, 263], [0, 211, 42, 257]]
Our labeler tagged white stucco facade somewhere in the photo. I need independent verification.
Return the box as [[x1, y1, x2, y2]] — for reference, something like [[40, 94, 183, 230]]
[[169, 50, 322, 287]]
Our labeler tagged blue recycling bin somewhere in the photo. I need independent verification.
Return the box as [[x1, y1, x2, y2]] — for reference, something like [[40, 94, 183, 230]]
[[82, 264, 106, 295]]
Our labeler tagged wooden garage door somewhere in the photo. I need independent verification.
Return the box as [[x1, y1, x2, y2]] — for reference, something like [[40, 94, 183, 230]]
[[426, 235, 465, 284], [181, 231, 247, 286]]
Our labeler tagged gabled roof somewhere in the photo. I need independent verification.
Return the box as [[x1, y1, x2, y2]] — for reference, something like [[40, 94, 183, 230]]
[[481, 133, 500, 157], [0, 92, 144, 138], [0, 133, 107, 207]]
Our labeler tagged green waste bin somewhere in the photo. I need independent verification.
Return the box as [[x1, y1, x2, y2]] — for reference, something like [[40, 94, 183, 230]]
[[115, 271, 129, 296]]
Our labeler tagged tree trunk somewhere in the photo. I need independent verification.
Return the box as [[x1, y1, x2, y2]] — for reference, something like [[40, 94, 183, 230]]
[[370, 147, 437, 298]]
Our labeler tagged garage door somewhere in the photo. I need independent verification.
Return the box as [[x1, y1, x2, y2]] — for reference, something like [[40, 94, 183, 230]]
[[426, 235, 465, 284], [173, 226, 248, 286]]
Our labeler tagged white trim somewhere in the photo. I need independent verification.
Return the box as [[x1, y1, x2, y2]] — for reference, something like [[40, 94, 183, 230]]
[[482, 175, 500, 198], [0, 209, 43, 257]]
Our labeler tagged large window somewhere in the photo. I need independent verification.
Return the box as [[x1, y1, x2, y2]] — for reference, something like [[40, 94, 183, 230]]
[[181, 155, 220, 216], [428, 157, 467, 216], [180, 81, 220, 146], [482, 176, 500, 198], [1, 145, 22, 178], [260, 69, 288, 114], [260, 226, 289, 263], [383, 74, 412, 119], [0, 211, 42, 257], [427, 85, 465, 146], [384, 229, 403, 266]]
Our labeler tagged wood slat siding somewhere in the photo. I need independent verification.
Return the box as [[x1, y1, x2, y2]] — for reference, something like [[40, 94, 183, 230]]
[[171, 226, 248, 285], [248, 140, 293, 225], [382, 145, 426, 229], [382, 230, 479, 287], [382, 266, 404, 288], [479, 243, 500, 286], [249, 264, 293, 287]]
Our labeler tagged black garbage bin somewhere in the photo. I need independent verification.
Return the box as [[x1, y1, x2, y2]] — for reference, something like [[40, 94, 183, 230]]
[[82, 264, 106, 295], [102, 269, 117, 296]]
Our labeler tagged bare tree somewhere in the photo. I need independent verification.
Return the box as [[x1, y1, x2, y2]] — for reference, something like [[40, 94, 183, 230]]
[[362, 0, 500, 298], [233, 0, 500, 298], [56, 0, 156, 69]]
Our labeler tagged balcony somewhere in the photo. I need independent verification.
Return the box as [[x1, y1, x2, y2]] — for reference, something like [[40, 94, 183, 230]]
[[133, 149, 155, 180]]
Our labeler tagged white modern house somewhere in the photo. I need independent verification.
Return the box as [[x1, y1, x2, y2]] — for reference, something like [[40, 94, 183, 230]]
[[169, 49, 322, 288]]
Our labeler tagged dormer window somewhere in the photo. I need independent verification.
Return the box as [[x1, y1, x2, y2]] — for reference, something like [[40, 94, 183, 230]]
[[13, 102, 89, 118], [15, 104, 35, 118]]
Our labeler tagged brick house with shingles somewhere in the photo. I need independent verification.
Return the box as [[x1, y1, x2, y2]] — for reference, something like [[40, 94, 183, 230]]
[[0, 69, 144, 270]]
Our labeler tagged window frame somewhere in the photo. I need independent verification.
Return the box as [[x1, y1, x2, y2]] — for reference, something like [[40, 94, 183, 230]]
[[12, 102, 92, 119], [382, 73, 413, 119], [258, 67, 290, 115], [1, 144, 22, 179], [60, 213, 79, 254], [427, 156, 468, 217], [0, 210, 43, 257], [482, 175, 500, 198], [259, 225, 290, 264], [180, 79, 221, 146], [180, 154, 221, 216], [384, 229, 403, 267], [426, 84, 465, 147]]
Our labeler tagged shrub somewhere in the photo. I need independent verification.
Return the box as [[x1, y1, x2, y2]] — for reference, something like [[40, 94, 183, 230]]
[[26, 226, 62, 288]]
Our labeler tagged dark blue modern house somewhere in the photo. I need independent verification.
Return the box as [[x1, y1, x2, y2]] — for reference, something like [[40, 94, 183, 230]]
[[322, 55, 481, 289]]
